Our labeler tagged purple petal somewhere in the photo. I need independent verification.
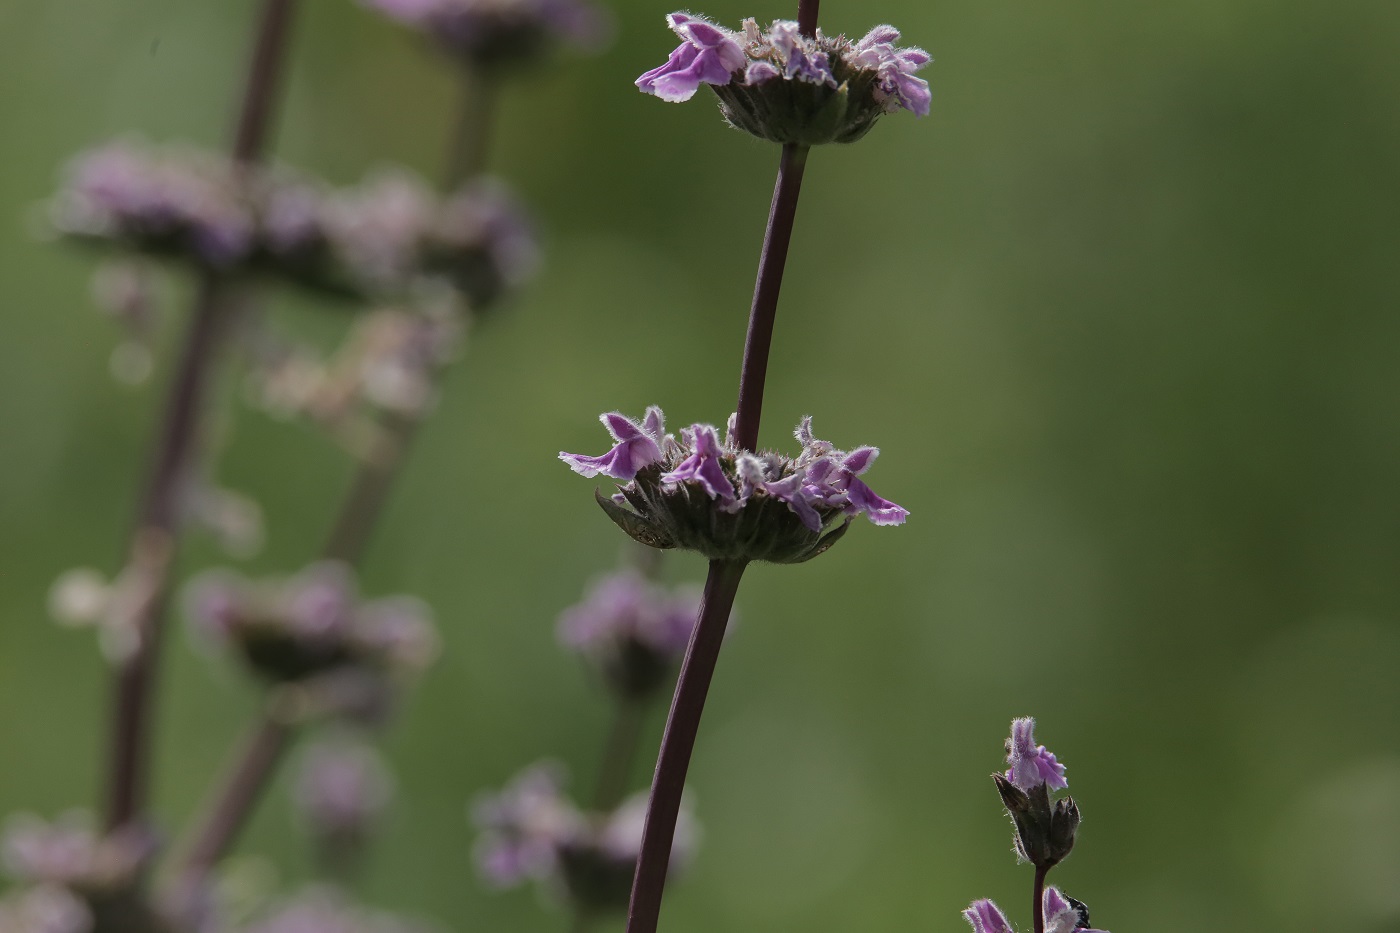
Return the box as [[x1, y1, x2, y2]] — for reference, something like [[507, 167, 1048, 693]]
[[744, 60, 781, 84], [1005, 717, 1068, 792], [840, 445, 879, 475], [856, 25, 902, 48], [660, 424, 736, 506], [843, 475, 909, 525], [560, 411, 665, 480], [763, 471, 823, 532], [963, 900, 1014, 933]]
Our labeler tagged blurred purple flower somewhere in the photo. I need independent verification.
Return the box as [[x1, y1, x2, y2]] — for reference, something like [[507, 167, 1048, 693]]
[[0, 886, 93, 933], [245, 886, 430, 933], [184, 562, 437, 684], [470, 763, 583, 888], [1, 813, 150, 891], [294, 740, 394, 849], [1005, 717, 1068, 793], [362, 0, 610, 67], [557, 569, 714, 698]]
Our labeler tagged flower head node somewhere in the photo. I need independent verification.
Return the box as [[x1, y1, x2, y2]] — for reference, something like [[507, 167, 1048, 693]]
[[636, 13, 931, 145], [184, 563, 438, 685], [559, 407, 907, 563], [471, 764, 696, 911], [992, 718, 1080, 869]]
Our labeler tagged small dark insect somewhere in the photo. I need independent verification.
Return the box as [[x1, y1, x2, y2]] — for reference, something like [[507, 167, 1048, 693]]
[[1065, 894, 1092, 929]]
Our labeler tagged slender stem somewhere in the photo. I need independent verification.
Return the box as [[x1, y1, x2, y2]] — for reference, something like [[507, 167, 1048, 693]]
[[232, 0, 297, 165], [1032, 864, 1049, 933], [624, 559, 746, 933], [101, 0, 300, 833], [732, 143, 809, 453], [591, 699, 645, 811], [170, 714, 293, 901], [797, 0, 820, 37]]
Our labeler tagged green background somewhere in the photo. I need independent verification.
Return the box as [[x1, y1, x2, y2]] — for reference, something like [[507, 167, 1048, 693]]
[[3, 0, 1400, 930]]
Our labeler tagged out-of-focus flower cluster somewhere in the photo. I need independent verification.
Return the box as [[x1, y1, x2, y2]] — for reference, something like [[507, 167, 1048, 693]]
[[51, 141, 536, 309], [363, 0, 610, 69], [471, 763, 696, 913], [637, 13, 930, 144], [556, 568, 712, 699], [561, 407, 907, 563], [0, 813, 162, 933], [186, 562, 438, 687]]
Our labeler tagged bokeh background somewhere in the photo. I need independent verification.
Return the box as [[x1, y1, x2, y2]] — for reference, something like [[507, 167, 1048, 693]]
[[3, 0, 1400, 930]]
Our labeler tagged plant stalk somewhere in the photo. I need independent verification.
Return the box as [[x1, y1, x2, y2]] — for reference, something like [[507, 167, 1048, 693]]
[[731, 143, 809, 453], [624, 559, 746, 933], [101, 0, 300, 833], [1033, 864, 1050, 933]]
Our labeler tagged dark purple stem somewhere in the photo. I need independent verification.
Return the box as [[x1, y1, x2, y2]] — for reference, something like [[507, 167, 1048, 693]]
[[732, 143, 809, 453], [102, 0, 299, 834], [169, 714, 293, 905], [797, 0, 820, 38], [624, 559, 747, 933], [1033, 864, 1049, 933]]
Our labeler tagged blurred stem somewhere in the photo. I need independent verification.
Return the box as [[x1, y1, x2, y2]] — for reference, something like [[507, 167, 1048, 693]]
[[320, 72, 497, 566], [591, 698, 645, 811], [1032, 864, 1049, 933], [732, 142, 809, 453], [624, 559, 747, 933], [101, 0, 300, 835], [171, 711, 293, 895]]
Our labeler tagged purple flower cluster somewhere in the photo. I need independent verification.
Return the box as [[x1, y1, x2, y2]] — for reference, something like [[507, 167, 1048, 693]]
[[52, 141, 536, 309], [363, 0, 609, 68], [636, 13, 931, 144], [560, 406, 906, 563], [471, 763, 696, 910], [1, 813, 150, 891], [557, 568, 712, 698], [186, 562, 438, 684]]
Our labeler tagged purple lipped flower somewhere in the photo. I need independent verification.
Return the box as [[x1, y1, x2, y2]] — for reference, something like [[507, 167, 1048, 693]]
[[557, 569, 714, 698], [963, 899, 1014, 933], [635, 13, 747, 102], [362, 0, 610, 69], [1044, 886, 1108, 933], [560, 407, 667, 481], [1006, 717, 1068, 792], [661, 424, 738, 509], [637, 13, 931, 144]]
